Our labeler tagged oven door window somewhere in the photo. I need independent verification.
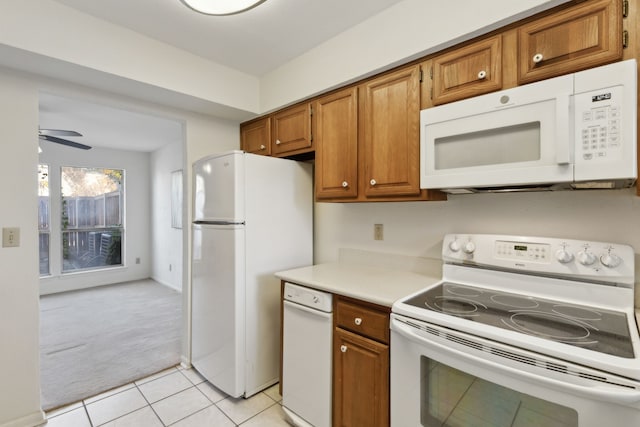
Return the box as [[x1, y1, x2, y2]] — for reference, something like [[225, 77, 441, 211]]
[[421, 357, 578, 427]]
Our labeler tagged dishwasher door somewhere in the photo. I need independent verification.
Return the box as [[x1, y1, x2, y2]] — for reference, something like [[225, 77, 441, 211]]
[[282, 283, 333, 427]]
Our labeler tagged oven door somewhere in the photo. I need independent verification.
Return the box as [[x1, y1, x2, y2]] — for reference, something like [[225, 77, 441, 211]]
[[420, 74, 574, 191], [390, 314, 640, 427]]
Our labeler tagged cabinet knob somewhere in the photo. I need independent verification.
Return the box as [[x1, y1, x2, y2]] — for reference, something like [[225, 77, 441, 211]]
[[354, 317, 362, 326], [259, 144, 266, 150], [370, 179, 377, 186], [275, 139, 282, 145], [340, 345, 347, 353], [342, 181, 348, 188], [532, 53, 544, 64], [477, 70, 487, 80]]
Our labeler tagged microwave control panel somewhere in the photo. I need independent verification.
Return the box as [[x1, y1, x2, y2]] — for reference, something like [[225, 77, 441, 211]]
[[575, 85, 623, 162]]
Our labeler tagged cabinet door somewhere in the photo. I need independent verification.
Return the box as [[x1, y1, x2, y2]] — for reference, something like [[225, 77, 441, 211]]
[[432, 35, 502, 105], [314, 87, 358, 199], [240, 117, 271, 155], [272, 103, 312, 156], [361, 65, 421, 198], [333, 328, 389, 427], [518, 0, 622, 85]]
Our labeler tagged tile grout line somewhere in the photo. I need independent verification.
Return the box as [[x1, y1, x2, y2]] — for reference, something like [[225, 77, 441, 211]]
[[133, 380, 167, 427]]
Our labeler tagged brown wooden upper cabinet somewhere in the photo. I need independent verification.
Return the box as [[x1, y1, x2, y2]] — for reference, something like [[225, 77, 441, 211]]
[[240, 116, 271, 155], [272, 103, 313, 157], [361, 65, 422, 198], [432, 34, 503, 105], [314, 87, 359, 200], [518, 0, 623, 85]]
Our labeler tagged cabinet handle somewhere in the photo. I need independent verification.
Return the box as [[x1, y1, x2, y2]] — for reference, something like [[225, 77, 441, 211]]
[[342, 181, 348, 188], [532, 53, 544, 64], [340, 345, 347, 353], [275, 139, 282, 145], [370, 179, 377, 186], [477, 70, 487, 80], [259, 144, 266, 150], [354, 317, 362, 326]]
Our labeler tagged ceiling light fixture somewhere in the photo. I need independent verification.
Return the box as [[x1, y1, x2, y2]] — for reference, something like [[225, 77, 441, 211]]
[[179, 0, 267, 15]]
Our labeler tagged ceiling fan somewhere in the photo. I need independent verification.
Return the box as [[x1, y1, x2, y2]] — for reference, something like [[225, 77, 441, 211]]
[[39, 128, 92, 150]]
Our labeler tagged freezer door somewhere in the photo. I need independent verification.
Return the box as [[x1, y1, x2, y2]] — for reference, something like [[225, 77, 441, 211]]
[[193, 152, 245, 222], [191, 224, 245, 397]]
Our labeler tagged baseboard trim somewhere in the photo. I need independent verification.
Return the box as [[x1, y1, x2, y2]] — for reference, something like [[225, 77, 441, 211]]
[[180, 355, 191, 369], [0, 410, 46, 427], [150, 276, 182, 292]]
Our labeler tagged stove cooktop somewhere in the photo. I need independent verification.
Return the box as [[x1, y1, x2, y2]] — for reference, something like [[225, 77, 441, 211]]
[[403, 282, 634, 358]]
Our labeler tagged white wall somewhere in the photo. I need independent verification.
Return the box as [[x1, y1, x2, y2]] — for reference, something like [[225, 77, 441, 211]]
[[151, 140, 184, 291], [38, 144, 151, 295], [0, 69, 45, 427], [315, 188, 640, 307]]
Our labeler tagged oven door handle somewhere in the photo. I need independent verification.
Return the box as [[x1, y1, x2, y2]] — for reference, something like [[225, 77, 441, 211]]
[[391, 318, 640, 404]]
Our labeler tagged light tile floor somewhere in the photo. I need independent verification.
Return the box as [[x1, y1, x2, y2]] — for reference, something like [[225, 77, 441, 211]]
[[45, 366, 291, 427]]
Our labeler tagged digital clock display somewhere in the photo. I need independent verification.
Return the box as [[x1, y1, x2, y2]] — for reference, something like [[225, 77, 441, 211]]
[[514, 245, 528, 251]]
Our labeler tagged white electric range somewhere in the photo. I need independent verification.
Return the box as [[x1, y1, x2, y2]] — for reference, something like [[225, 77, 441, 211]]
[[390, 234, 640, 427]]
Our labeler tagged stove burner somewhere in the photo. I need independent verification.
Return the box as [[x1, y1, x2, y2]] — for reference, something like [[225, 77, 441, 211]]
[[446, 286, 483, 298], [490, 294, 539, 309], [427, 296, 487, 317], [503, 312, 596, 342], [552, 304, 602, 321], [401, 281, 635, 358]]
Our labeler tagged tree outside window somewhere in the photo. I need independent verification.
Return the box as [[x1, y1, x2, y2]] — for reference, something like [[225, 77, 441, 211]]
[[61, 167, 124, 272], [38, 164, 50, 276]]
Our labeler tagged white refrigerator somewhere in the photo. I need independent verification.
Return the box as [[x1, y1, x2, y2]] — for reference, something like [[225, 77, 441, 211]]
[[191, 150, 313, 398]]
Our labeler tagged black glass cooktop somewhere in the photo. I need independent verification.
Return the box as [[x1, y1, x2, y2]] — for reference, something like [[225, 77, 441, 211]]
[[403, 282, 634, 358]]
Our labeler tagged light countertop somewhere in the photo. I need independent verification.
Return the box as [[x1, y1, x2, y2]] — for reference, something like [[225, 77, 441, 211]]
[[275, 262, 441, 307]]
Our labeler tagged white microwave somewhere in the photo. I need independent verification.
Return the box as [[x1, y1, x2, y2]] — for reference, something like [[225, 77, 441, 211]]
[[420, 59, 637, 193]]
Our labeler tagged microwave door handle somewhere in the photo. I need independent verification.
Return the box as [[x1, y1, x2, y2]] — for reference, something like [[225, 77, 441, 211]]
[[555, 94, 571, 165]]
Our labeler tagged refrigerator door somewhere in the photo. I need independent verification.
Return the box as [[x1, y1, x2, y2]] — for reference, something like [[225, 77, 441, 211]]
[[193, 151, 245, 222], [191, 223, 245, 397]]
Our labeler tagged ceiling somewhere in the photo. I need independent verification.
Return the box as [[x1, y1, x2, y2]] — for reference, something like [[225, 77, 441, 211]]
[[52, 0, 405, 77], [39, 0, 405, 152]]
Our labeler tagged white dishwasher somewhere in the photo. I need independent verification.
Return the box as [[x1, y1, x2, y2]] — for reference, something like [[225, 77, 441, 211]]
[[282, 282, 333, 427]]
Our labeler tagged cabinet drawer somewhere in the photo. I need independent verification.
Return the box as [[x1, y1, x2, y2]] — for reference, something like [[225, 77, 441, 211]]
[[335, 298, 389, 344], [432, 34, 502, 105], [517, 0, 622, 85]]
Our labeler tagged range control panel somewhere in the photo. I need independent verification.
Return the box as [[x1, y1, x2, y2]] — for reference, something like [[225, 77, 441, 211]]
[[442, 234, 634, 286]]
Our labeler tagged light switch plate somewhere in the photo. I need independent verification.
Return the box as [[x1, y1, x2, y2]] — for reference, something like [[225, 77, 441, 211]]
[[2, 227, 20, 247]]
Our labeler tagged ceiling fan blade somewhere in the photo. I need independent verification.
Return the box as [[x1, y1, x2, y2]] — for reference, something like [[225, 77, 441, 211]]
[[39, 129, 83, 137], [40, 135, 92, 150]]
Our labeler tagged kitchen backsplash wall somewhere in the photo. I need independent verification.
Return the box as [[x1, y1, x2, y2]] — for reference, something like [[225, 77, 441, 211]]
[[314, 188, 640, 307]]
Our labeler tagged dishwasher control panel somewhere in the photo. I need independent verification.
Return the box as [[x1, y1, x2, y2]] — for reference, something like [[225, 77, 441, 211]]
[[284, 282, 333, 313]]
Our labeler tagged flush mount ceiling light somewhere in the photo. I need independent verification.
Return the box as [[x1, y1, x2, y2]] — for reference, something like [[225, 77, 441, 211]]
[[180, 0, 267, 15]]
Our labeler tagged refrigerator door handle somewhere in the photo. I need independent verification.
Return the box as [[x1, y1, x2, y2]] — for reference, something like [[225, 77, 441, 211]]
[[193, 220, 246, 226]]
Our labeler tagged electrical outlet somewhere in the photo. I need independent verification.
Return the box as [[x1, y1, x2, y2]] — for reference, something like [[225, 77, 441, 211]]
[[2, 227, 20, 247], [169, 264, 172, 272], [135, 257, 141, 264], [374, 224, 383, 241]]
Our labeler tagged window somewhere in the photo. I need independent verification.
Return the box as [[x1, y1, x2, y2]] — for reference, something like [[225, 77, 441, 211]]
[[61, 167, 124, 273], [38, 164, 50, 276]]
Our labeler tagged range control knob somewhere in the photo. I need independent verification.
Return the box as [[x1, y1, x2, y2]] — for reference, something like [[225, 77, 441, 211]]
[[448, 239, 461, 252], [555, 249, 574, 264], [600, 249, 622, 268], [577, 250, 596, 266], [462, 241, 476, 254]]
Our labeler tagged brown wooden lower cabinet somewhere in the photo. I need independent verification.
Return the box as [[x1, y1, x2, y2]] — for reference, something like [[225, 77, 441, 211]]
[[333, 327, 389, 427]]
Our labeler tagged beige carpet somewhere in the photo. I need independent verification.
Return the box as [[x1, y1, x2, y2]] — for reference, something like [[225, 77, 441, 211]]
[[39, 279, 182, 410]]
